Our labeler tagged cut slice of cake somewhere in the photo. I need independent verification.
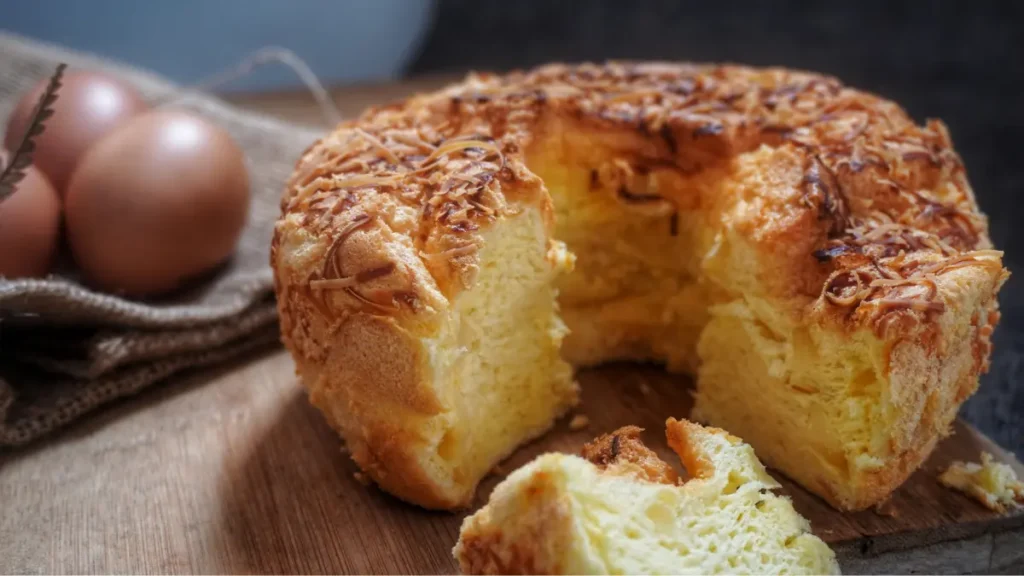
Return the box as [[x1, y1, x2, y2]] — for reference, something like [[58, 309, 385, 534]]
[[454, 419, 839, 575]]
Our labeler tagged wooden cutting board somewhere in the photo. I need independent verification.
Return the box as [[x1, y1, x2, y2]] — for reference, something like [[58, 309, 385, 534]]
[[1, 347, 1022, 574]]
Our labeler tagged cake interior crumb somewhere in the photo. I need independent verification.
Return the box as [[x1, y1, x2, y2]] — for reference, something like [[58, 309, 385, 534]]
[[938, 452, 1024, 513]]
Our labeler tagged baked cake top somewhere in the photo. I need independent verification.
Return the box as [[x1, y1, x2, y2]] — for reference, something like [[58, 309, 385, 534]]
[[273, 61, 1004, 346]]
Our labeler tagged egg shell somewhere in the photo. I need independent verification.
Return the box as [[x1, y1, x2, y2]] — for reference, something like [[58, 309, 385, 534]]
[[0, 153, 62, 279], [65, 110, 250, 296], [4, 70, 149, 194]]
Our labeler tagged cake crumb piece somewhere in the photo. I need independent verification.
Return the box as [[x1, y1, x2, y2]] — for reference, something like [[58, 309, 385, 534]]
[[939, 452, 1024, 513], [569, 414, 590, 431], [873, 498, 899, 518], [638, 382, 652, 396], [353, 472, 371, 486]]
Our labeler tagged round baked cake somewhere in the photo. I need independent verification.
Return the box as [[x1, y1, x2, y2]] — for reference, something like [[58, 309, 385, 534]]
[[271, 62, 1007, 511]]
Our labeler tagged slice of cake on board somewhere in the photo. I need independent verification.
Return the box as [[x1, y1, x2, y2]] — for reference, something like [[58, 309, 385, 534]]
[[454, 419, 840, 575]]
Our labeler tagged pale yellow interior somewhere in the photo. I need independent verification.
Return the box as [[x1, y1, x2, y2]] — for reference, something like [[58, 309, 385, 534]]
[[456, 424, 838, 574], [424, 122, 986, 510], [527, 125, 712, 373], [523, 128, 908, 509], [429, 205, 577, 497]]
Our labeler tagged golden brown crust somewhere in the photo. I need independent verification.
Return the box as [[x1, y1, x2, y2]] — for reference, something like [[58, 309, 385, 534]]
[[665, 418, 746, 482], [300, 313, 462, 508], [455, 470, 575, 575], [580, 426, 679, 484]]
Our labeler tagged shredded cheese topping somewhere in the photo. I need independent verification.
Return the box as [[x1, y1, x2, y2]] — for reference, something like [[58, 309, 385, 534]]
[[277, 62, 1003, 325]]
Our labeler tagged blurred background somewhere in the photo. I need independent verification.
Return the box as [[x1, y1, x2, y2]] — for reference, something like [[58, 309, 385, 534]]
[[5, 0, 1022, 453]]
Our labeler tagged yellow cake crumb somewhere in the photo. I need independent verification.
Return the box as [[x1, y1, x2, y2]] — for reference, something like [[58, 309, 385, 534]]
[[568, 414, 590, 431], [939, 452, 1024, 513], [872, 498, 899, 518]]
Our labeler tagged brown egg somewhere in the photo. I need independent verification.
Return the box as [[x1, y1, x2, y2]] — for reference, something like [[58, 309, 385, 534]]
[[0, 151, 62, 279], [65, 110, 250, 296], [4, 70, 149, 194]]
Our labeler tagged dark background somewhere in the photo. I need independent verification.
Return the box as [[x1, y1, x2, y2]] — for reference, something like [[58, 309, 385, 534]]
[[410, 0, 1024, 455]]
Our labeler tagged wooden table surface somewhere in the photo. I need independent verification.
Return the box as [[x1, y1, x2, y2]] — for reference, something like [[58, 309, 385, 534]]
[[2, 79, 1023, 575]]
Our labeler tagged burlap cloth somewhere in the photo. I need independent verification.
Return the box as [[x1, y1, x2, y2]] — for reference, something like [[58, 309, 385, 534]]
[[0, 33, 324, 447]]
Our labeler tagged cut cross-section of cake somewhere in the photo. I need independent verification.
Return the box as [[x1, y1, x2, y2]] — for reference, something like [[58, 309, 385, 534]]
[[454, 419, 840, 575]]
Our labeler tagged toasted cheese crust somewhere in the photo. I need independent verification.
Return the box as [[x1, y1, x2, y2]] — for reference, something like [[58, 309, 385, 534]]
[[271, 62, 1007, 510], [275, 62, 1001, 324]]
